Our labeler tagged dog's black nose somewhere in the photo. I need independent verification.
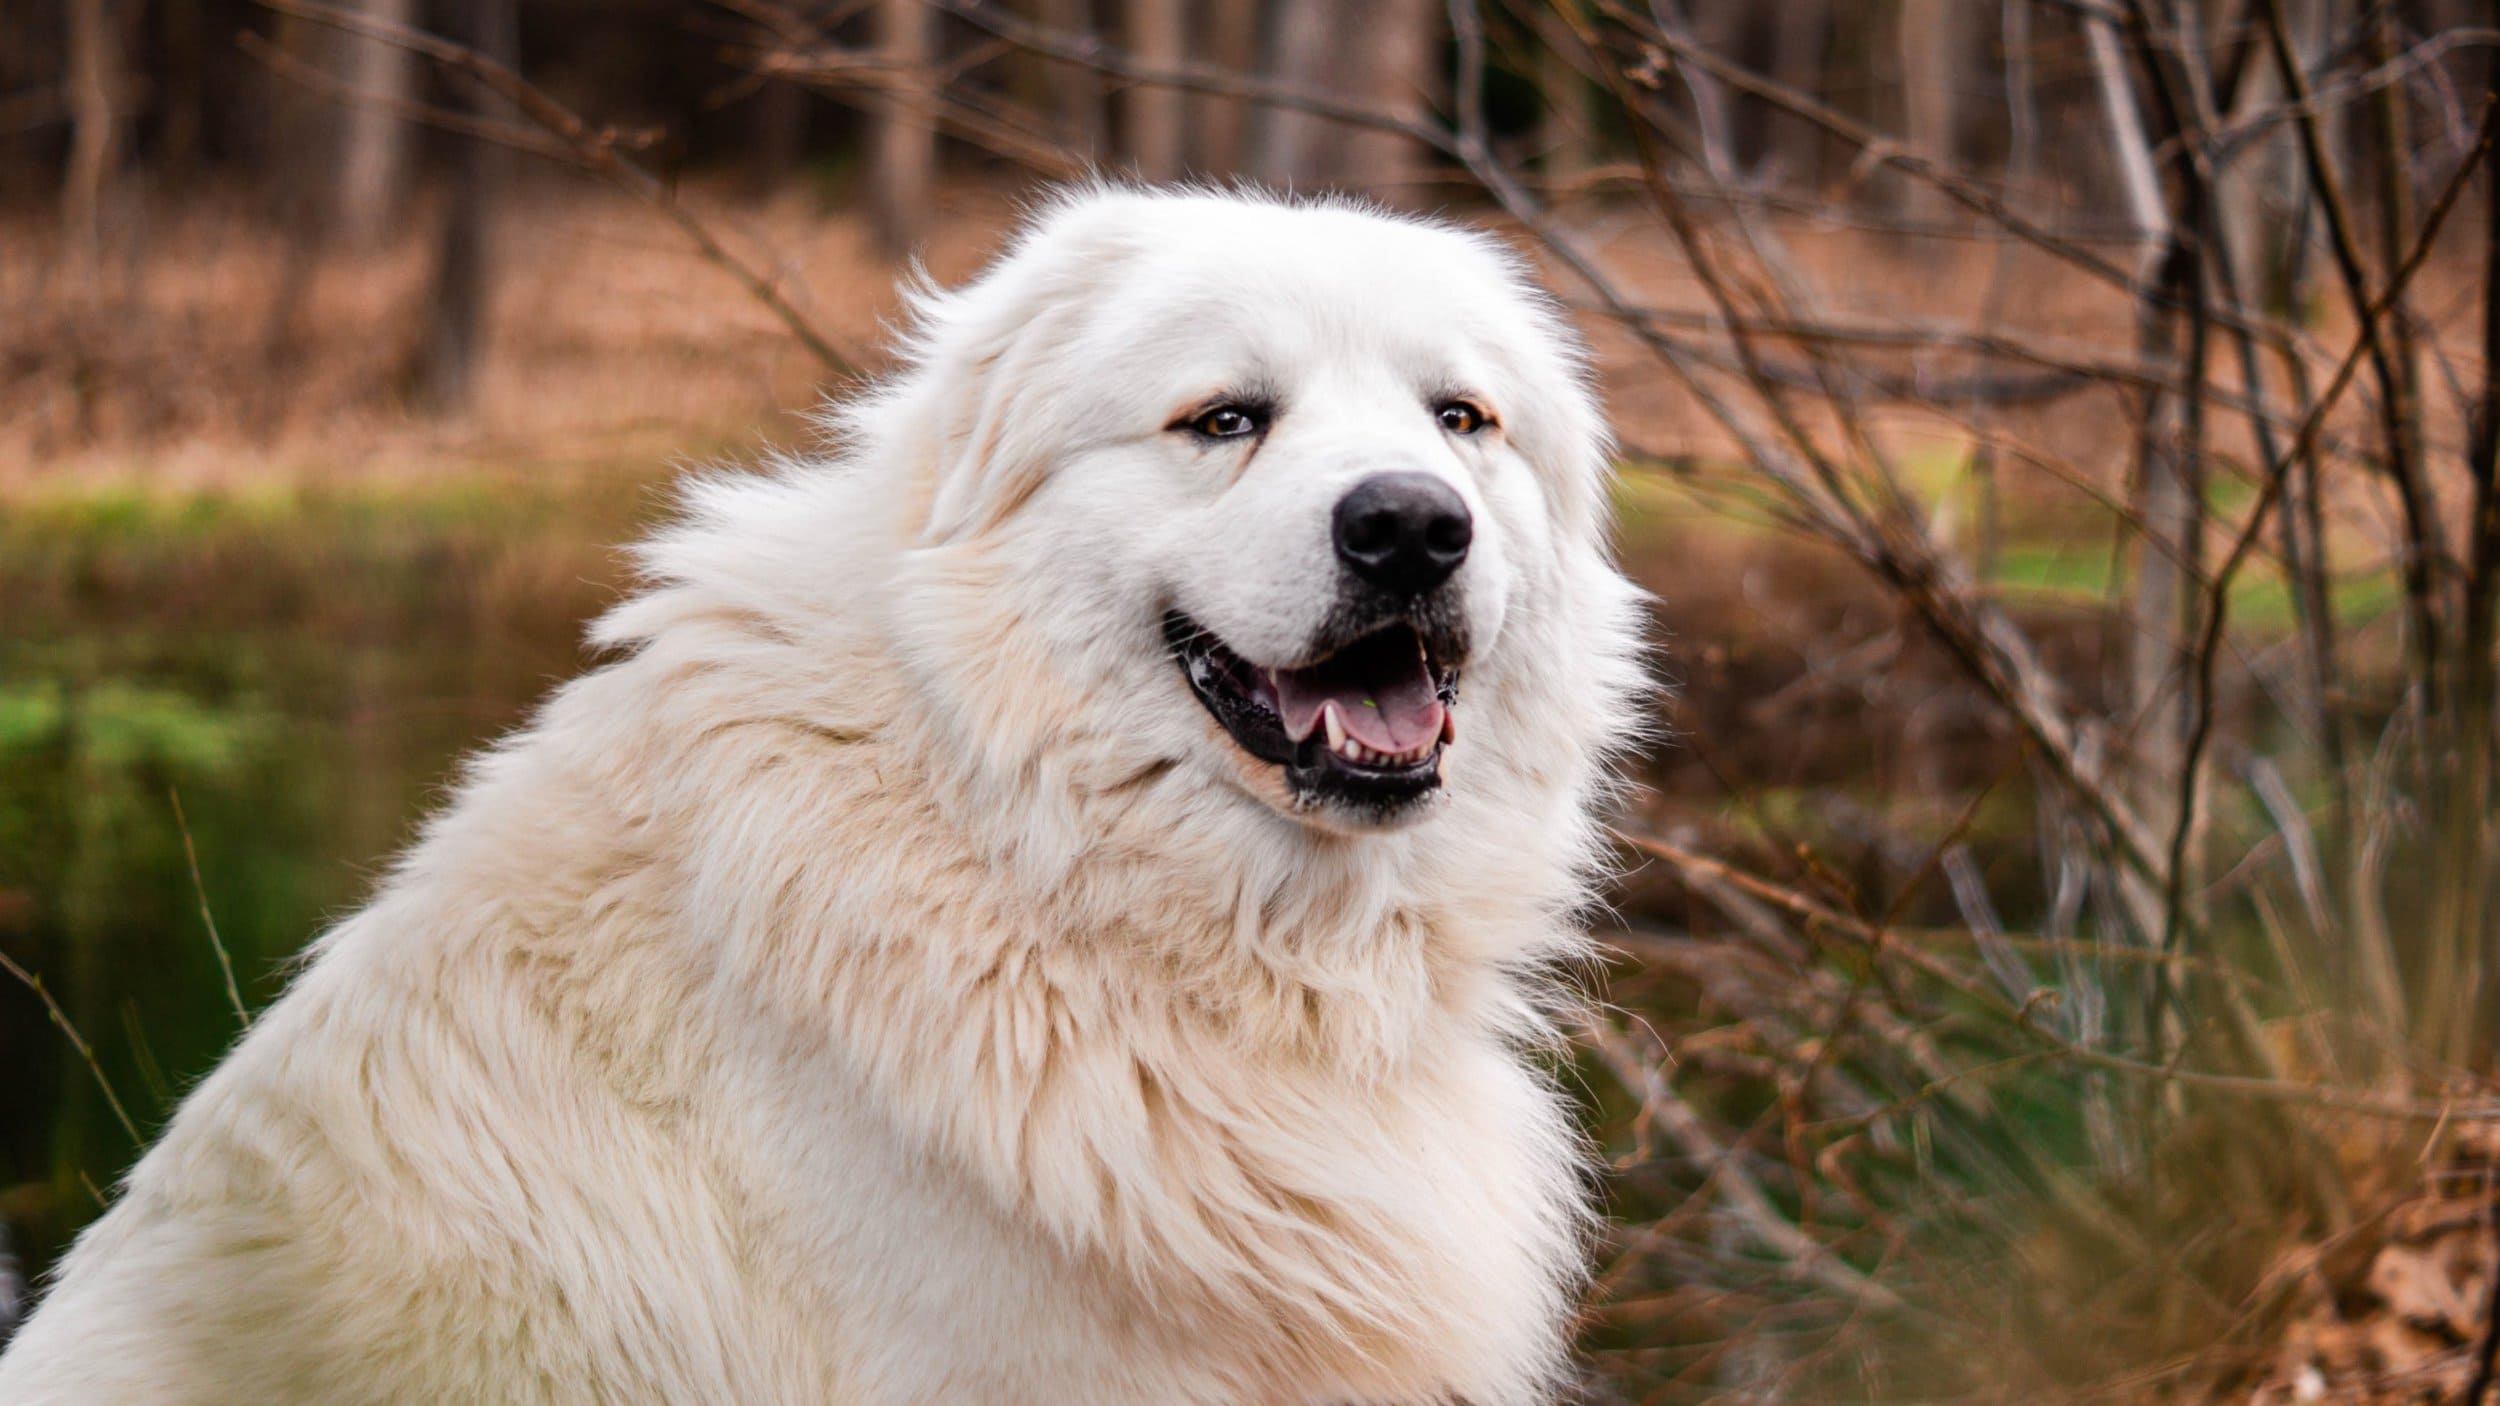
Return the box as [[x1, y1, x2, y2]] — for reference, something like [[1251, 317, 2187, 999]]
[[1332, 473, 1472, 598]]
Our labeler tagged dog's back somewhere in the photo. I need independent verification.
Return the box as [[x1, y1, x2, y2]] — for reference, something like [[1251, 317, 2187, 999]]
[[0, 707, 856, 1403]]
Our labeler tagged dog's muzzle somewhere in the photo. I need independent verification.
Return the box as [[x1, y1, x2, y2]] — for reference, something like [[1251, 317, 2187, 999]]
[[1167, 473, 1478, 819], [1165, 597, 1466, 819]]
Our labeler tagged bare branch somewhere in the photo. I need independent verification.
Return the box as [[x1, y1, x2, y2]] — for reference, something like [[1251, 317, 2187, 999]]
[[235, 27, 574, 165], [254, 0, 863, 377]]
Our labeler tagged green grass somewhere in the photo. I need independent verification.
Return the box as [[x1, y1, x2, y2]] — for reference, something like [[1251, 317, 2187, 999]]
[[0, 682, 272, 773]]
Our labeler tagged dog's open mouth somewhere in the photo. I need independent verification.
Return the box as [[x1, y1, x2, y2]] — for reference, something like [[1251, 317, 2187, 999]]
[[1165, 610, 1460, 810]]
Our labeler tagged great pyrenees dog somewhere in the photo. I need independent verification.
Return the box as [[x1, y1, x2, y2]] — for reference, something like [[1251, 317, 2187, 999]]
[[0, 187, 1643, 1405]]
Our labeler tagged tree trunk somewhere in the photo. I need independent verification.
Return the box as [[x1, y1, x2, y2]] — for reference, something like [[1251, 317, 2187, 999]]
[[744, 78, 809, 200], [335, 0, 419, 247], [1997, 0, 2035, 207], [160, 0, 206, 182], [1036, 0, 1105, 162], [62, 0, 127, 278], [1766, 0, 1830, 184], [1536, 14, 1593, 189], [414, 0, 518, 412], [1345, 0, 1437, 199], [2216, 0, 2324, 315], [1191, 0, 1260, 174], [2087, 11, 2165, 252], [1894, 0, 1965, 218], [1251, 0, 1329, 186], [1651, 0, 1739, 180], [1253, 0, 1438, 199], [2087, 4, 2199, 985], [1122, 0, 1187, 179], [870, 0, 937, 255]]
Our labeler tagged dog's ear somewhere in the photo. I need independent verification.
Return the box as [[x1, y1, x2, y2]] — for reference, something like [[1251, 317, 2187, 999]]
[[916, 295, 1086, 544], [1468, 247, 1616, 542], [912, 200, 1137, 544]]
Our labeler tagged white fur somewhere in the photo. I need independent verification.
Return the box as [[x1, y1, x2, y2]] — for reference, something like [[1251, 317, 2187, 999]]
[[0, 187, 1646, 1405]]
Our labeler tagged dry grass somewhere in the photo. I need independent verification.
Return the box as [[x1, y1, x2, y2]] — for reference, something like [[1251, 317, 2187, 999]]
[[0, 176, 2324, 485], [0, 178, 1015, 490]]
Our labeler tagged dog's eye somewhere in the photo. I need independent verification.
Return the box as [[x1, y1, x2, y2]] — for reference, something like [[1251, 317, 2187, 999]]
[[1435, 401, 1488, 435], [1189, 406, 1265, 439]]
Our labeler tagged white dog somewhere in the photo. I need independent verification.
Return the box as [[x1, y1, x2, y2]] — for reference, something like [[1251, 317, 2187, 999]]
[[0, 187, 1643, 1405]]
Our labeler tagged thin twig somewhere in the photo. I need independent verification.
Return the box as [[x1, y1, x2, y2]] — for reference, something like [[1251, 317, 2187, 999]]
[[2448, 3, 2500, 1073], [2207, 28, 2500, 158], [1510, 9, 2179, 906], [2125, 0, 2222, 1035], [1604, 0, 2305, 354], [1577, 1014, 1904, 1310], [2165, 98, 2498, 1043], [2258, 0, 2444, 690], [169, 788, 249, 1031], [234, 28, 574, 165], [1613, 829, 2500, 1124], [0, 949, 141, 1146]]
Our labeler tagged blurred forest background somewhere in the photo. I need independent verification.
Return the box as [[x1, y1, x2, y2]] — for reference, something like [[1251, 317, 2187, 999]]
[[5, 0, 2500, 1400]]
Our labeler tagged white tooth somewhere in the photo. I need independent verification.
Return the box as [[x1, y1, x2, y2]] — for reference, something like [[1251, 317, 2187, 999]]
[[1323, 704, 1347, 751], [1440, 711, 1457, 746]]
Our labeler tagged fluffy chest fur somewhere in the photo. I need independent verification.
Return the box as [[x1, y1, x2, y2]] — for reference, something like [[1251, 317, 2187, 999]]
[[546, 597, 1597, 1405]]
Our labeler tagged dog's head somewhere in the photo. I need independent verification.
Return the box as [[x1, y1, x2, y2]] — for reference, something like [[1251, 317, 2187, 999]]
[[870, 188, 1637, 840]]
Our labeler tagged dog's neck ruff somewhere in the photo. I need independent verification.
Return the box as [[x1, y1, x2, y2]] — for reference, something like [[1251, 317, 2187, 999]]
[[587, 464, 1619, 1402]]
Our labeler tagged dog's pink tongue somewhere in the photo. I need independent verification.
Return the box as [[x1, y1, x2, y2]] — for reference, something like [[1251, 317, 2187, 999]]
[[1273, 653, 1445, 754]]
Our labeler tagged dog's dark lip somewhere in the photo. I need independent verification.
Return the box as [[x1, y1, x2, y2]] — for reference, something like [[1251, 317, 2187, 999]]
[[1164, 610, 1461, 809]]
